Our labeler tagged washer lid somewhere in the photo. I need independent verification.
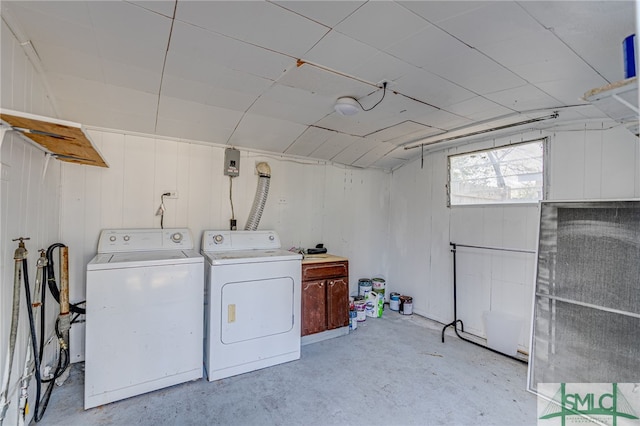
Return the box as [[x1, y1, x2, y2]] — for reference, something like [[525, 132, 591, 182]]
[[203, 248, 302, 265], [87, 249, 203, 270]]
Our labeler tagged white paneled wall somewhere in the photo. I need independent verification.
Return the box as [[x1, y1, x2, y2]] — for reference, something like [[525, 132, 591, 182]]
[[59, 129, 391, 359], [388, 126, 639, 352], [1, 18, 61, 426]]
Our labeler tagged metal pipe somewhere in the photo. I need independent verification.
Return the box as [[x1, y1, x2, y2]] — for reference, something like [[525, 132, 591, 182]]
[[244, 162, 271, 231], [0, 238, 29, 425]]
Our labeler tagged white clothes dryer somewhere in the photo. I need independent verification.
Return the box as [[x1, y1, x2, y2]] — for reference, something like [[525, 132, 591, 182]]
[[201, 230, 302, 382], [84, 228, 203, 409]]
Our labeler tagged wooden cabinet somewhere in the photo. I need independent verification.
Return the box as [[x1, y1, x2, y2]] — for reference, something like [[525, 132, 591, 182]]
[[301, 258, 349, 337]]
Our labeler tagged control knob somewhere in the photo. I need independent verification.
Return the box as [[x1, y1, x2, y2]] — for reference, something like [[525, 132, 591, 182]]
[[171, 232, 183, 243], [213, 234, 224, 244]]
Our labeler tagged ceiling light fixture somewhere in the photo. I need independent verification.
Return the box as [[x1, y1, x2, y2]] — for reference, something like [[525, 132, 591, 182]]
[[334, 81, 389, 116], [334, 97, 361, 116], [403, 111, 559, 150]]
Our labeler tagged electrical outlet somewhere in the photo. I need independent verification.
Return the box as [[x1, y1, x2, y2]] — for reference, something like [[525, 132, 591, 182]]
[[164, 191, 178, 199]]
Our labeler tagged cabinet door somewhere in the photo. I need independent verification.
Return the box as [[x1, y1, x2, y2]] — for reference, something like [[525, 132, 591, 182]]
[[326, 278, 349, 330], [301, 280, 326, 336]]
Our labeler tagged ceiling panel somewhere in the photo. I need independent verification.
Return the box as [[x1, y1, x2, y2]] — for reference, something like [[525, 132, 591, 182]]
[[248, 84, 333, 125], [385, 24, 469, 69], [227, 113, 308, 153], [302, 30, 380, 78], [424, 47, 527, 95], [352, 142, 397, 168], [331, 136, 378, 165], [2, 0, 630, 171], [309, 132, 361, 161], [519, 1, 635, 83], [434, 2, 542, 48], [483, 84, 563, 112], [367, 120, 439, 142], [284, 126, 337, 157], [333, 1, 429, 51], [169, 21, 294, 81], [273, 1, 365, 28], [174, 1, 329, 57], [398, 1, 491, 25], [128, 1, 176, 18]]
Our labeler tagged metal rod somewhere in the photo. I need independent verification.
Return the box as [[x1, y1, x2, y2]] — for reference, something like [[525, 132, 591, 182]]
[[451, 242, 536, 254], [441, 242, 528, 364]]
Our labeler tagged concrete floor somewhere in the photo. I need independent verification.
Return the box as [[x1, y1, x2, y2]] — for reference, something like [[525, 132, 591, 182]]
[[33, 311, 537, 426]]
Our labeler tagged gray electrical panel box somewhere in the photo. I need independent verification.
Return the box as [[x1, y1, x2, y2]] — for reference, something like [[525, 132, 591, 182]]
[[224, 148, 240, 177]]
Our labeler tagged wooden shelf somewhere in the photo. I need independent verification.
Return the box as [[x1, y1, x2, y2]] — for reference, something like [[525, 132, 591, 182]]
[[583, 77, 638, 136], [0, 109, 108, 167]]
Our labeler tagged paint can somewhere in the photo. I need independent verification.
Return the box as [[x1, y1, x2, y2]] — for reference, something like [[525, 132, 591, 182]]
[[389, 293, 401, 311], [358, 279, 372, 298], [399, 296, 413, 315], [349, 310, 358, 331], [355, 300, 366, 322], [371, 277, 386, 300]]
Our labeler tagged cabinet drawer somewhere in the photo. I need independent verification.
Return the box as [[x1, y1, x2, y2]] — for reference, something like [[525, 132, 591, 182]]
[[302, 262, 348, 281]]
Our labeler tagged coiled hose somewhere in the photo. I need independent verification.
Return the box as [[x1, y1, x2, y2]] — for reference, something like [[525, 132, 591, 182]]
[[244, 162, 271, 231]]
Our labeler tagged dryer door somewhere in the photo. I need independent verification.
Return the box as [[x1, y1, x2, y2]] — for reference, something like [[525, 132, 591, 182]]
[[221, 277, 294, 344]]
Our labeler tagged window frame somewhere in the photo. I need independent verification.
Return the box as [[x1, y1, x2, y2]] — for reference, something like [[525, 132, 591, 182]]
[[447, 137, 547, 207]]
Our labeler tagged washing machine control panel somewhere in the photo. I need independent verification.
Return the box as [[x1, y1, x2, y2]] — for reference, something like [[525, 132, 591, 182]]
[[201, 230, 281, 252], [97, 228, 194, 253]]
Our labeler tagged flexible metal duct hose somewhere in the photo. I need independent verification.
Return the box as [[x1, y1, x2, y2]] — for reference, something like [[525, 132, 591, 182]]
[[244, 162, 271, 231]]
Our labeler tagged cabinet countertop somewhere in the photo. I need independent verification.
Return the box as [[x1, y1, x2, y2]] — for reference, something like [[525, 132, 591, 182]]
[[301, 254, 348, 265]]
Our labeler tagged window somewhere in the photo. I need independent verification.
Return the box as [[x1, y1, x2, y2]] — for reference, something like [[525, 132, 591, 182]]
[[448, 139, 545, 206]]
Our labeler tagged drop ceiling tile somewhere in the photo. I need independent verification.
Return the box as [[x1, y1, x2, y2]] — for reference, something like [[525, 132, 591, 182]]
[[228, 113, 308, 153], [169, 21, 292, 81], [128, 1, 176, 18], [47, 73, 109, 106], [334, 1, 429, 51], [536, 76, 608, 106], [331, 136, 377, 165], [302, 30, 380, 77], [103, 85, 160, 116], [385, 25, 467, 69], [157, 96, 243, 131], [5, 1, 93, 28], [352, 142, 397, 168], [285, 126, 337, 157], [483, 84, 561, 112], [174, 1, 328, 57], [424, 48, 527, 95], [512, 56, 604, 85], [309, 132, 360, 161], [435, 2, 542, 48], [249, 84, 333, 125], [398, 1, 491, 25], [273, 1, 365, 27], [371, 154, 410, 170]]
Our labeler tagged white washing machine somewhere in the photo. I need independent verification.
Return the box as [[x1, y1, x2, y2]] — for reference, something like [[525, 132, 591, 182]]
[[201, 230, 302, 382], [84, 228, 204, 409]]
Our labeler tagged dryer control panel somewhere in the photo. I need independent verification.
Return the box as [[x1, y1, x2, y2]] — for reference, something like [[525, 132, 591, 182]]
[[201, 230, 281, 252], [97, 228, 194, 253]]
